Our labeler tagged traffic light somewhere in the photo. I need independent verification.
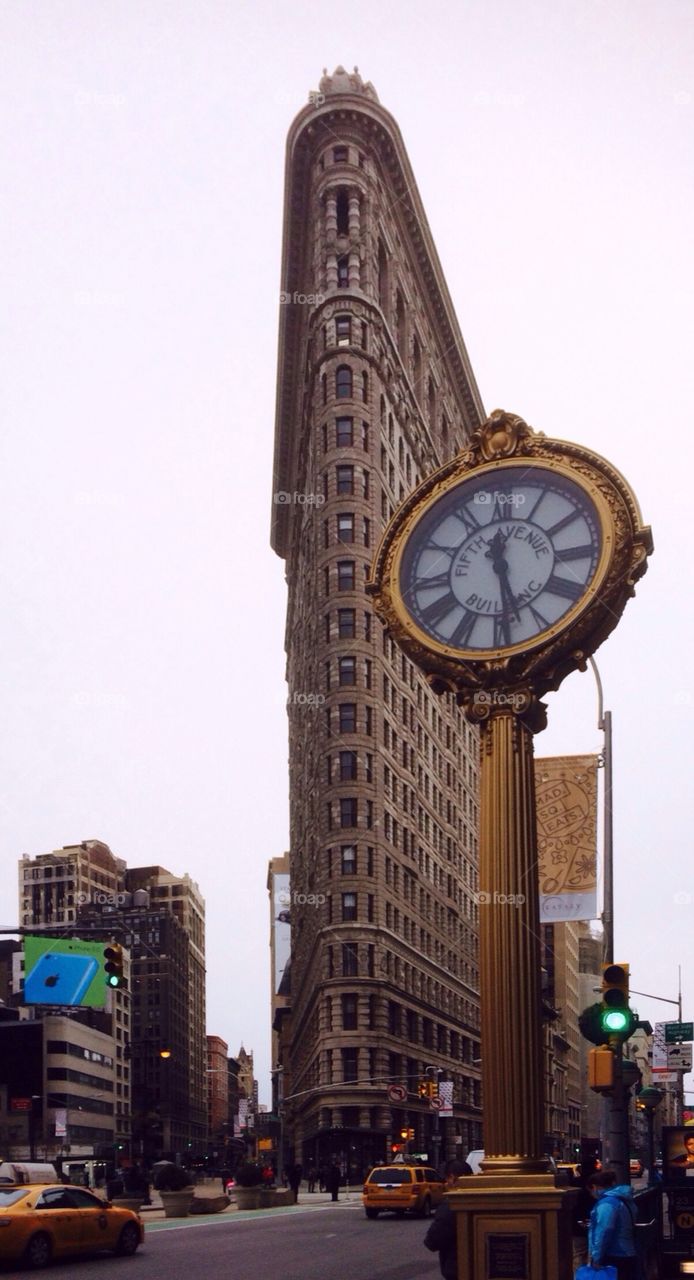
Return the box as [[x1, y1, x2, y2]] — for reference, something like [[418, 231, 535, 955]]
[[600, 963, 631, 1035], [418, 1081, 428, 1098], [103, 944, 126, 989], [399, 1127, 410, 1141], [407, 1127, 414, 1140], [588, 1046, 616, 1091]]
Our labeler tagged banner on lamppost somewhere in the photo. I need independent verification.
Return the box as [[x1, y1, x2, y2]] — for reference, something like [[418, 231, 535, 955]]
[[438, 1080, 454, 1118], [53, 1109, 67, 1138], [535, 755, 599, 922], [653, 1022, 669, 1074]]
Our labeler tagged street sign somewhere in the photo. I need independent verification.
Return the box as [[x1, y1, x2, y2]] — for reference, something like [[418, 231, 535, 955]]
[[430, 1095, 444, 1111], [665, 1022, 693, 1043], [386, 1083, 408, 1103], [668, 1044, 693, 1071]]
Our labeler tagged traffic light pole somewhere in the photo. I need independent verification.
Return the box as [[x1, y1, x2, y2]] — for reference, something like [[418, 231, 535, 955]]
[[603, 1041, 629, 1185]]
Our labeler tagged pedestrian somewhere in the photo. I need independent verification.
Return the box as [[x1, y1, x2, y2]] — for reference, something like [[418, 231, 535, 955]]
[[324, 1161, 341, 1202], [306, 1161, 317, 1193], [586, 1169, 638, 1280], [571, 1158, 599, 1271], [318, 1163, 328, 1193], [287, 1162, 302, 1203], [423, 1159, 472, 1280]]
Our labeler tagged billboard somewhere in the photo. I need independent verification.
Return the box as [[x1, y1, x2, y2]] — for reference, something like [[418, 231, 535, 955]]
[[664, 1127, 694, 1182], [23, 936, 108, 1008], [535, 754, 599, 922], [272, 872, 291, 994]]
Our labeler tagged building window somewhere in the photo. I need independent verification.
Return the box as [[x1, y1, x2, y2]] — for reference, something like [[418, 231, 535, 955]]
[[365, 753, 373, 782], [339, 750, 357, 781], [365, 705, 373, 736], [336, 416, 353, 446], [337, 255, 349, 287], [341, 844, 357, 874], [333, 146, 348, 163], [362, 469, 370, 499], [336, 464, 354, 494], [362, 371, 369, 404], [337, 512, 355, 542], [342, 891, 357, 921], [337, 560, 355, 590], [340, 798, 358, 827], [321, 373, 327, 405], [336, 189, 349, 235], [336, 315, 351, 347], [361, 320, 368, 350], [338, 657, 356, 686], [342, 1047, 358, 1083], [322, 422, 328, 453], [362, 421, 369, 450], [364, 658, 372, 689], [336, 366, 352, 398], [362, 517, 371, 548], [342, 994, 358, 1030], [364, 611, 372, 641], [338, 608, 356, 638], [342, 943, 358, 977], [339, 703, 356, 733]]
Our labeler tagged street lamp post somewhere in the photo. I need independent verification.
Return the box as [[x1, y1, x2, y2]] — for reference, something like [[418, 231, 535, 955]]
[[636, 1087, 663, 1184]]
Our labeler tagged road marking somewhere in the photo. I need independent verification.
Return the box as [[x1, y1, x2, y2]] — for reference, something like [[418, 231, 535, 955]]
[[147, 1203, 361, 1233]]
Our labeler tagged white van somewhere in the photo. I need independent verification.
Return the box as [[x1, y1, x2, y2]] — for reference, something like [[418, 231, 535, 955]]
[[466, 1150, 485, 1174], [0, 1161, 58, 1185]]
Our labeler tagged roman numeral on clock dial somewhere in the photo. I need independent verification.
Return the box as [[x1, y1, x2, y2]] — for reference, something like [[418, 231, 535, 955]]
[[544, 574, 583, 601]]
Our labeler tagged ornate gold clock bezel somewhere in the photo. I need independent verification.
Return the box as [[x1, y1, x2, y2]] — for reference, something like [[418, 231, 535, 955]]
[[367, 411, 653, 702]]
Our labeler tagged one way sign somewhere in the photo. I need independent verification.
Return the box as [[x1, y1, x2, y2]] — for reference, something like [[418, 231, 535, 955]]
[[668, 1044, 693, 1071]]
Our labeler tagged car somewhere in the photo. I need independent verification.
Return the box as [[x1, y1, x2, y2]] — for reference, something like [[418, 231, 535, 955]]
[[556, 1162, 581, 1182], [362, 1163, 445, 1219], [0, 1182, 143, 1269]]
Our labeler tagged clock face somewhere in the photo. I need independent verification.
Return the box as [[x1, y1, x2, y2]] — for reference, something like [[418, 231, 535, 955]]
[[398, 464, 605, 655]]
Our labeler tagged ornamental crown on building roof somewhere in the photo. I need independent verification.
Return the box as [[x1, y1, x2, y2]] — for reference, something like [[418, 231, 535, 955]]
[[317, 65, 379, 102]]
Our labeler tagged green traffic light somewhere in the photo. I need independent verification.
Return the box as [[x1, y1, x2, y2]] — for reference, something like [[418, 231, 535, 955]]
[[602, 1008, 630, 1033]]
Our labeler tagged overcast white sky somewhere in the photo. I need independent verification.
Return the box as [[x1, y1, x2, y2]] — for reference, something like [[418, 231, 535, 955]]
[[1, 1, 692, 1109]]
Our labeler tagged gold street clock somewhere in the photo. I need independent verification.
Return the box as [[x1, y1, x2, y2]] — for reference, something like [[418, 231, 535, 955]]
[[368, 411, 652, 708]]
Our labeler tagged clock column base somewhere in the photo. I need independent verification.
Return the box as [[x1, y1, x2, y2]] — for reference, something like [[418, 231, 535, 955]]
[[448, 1174, 577, 1280]]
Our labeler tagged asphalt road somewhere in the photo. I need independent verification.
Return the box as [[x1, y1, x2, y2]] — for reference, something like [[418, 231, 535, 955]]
[[1, 1202, 443, 1280]]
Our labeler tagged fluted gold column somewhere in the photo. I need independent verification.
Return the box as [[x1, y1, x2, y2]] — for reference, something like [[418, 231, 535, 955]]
[[477, 704, 547, 1175]]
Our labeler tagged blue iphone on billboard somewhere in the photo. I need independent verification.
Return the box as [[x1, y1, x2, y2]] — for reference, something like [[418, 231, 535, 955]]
[[23, 937, 108, 1007]]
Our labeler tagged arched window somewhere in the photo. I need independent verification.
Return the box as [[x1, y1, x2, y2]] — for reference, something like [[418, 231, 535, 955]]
[[336, 365, 353, 398], [337, 256, 349, 288]]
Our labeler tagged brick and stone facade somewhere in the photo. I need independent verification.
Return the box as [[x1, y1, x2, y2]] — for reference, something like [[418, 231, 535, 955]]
[[271, 68, 486, 1178]]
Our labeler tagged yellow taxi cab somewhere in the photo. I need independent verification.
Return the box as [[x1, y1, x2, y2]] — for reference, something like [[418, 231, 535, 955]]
[[0, 1182, 143, 1269], [362, 1162, 445, 1218]]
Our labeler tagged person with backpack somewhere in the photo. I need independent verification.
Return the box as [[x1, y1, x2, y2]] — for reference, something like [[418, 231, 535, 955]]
[[587, 1169, 638, 1279], [423, 1159, 473, 1280]]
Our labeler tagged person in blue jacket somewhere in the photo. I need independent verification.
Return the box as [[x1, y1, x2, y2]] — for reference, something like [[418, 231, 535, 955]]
[[587, 1169, 638, 1278]]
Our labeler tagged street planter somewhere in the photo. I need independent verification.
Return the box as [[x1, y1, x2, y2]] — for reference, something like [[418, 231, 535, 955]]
[[234, 1187, 263, 1210], [189, 1194, 230, 1215], [259, 1188, 293, 1208], [159, 1188, 195, 1218], [152, 1162, 195, 1218]]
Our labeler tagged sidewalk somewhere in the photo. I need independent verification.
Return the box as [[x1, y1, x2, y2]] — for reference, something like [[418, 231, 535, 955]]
[[139, 1181, 362, 1222]]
